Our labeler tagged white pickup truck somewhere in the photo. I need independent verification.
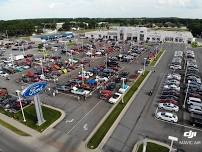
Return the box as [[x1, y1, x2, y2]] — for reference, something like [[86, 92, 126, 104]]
[[71, 87, 90, 96]]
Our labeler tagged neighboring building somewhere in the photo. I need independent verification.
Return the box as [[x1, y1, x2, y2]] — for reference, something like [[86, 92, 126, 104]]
[[85, 26, 194, 44], [30, 32, 74, 42]]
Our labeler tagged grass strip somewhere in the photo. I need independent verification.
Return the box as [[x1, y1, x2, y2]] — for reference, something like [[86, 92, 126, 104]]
[[150, 50, 164, 67], [87, 71, 149, 149], [0, 105, 61, 132], [0, 118, 30, 136], [137, 142, 169, 152]]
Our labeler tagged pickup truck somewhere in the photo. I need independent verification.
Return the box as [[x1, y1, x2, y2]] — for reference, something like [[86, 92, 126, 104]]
[[71, 87, 90, 96]]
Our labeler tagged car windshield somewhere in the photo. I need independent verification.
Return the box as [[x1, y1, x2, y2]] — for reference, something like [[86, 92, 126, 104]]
[[113, 94, 119, 99]]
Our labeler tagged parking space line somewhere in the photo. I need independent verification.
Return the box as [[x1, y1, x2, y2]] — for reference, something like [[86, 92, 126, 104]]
[[65, 99, 103, 134], [154, 115, 202, 132]]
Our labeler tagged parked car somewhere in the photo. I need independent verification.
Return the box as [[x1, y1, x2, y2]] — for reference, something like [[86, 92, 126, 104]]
[[108, 92, 122, 104], [188, 105, 202, 115], [163, 84, 180, 91], [158, 103, 179, 112], [155, 111, 178, 123], [187, 97, 202, 107]]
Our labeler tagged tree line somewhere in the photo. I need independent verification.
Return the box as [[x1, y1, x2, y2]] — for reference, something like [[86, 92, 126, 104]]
[[0, 18, 202, 37]]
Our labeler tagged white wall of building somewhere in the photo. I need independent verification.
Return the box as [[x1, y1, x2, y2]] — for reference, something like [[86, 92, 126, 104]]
[[85, 26, 193, 44]]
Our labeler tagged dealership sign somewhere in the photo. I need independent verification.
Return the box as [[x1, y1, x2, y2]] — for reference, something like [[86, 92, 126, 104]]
[[22, 81, 48, 97]]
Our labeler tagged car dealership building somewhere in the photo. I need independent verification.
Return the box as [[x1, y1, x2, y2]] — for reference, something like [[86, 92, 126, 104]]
[[85, 26, 194, 44]]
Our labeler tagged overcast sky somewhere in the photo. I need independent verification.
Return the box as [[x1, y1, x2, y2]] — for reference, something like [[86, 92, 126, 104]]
[[0, 0, 202, 20]]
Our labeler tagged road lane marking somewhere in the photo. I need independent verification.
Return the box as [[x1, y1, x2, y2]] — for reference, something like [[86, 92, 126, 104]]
[[154, 116, 202, 132], [83, 123, 88, 131], [65, 99, 103, 134], [65, 119, 74, 123]]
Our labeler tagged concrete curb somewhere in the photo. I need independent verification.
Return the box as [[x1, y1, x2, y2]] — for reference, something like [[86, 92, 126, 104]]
[[40, 104, 66, 135], [0, 104, 65, 137], [83, 71, 152, 152], [132, 138, 171, 152], [0, 112, 40, 137], [152, 49, 166, 67], [99, 71, 152, 150]]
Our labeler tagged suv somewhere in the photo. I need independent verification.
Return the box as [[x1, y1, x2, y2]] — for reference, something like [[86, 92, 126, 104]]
[[187, 97, 202, 107]]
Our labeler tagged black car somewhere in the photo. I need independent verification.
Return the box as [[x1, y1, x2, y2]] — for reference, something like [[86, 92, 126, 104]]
[[161, 91, 180, 97], [160, 95, 179, 101], [55, 85, 71, 93]]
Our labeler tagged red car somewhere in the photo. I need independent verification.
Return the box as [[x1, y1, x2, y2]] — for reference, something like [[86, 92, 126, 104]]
[[159, 99, 178, 106], [100, 90, 113, 100]]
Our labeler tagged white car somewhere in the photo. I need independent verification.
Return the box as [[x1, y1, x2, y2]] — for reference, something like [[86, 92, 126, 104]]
[[165, 79, 180, 86], [188, 105, 202, 115], [170, 65, 182, 70], [167, 74, 181, 81], [163, 84, 180, 91], [0, 71, 9, 77], [158, 103, 179, 112], [155, 111, 178, 123], [118, 85, 129, 94], [187, 97, 202, 107], [108, 93, 122, 104], [138, 69, 144, 74], [95, 76, 109, 82]]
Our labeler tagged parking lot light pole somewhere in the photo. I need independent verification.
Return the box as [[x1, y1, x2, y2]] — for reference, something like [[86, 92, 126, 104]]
[[121, 78, 126, 104], [143, 58, 147, 75], [183, 80, 191, 109], [10, 53, 15, 69], [16, 90, 26, 122], [105, 53, 108, 69], [22, 44, 25, 56], [168, 136, 178, 152], [81, 64, 84, 85], [40, 59, 44, 78]]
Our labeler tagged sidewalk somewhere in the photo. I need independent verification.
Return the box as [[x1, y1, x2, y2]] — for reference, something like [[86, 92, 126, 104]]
[[0, 104, 65, 137], [132, 138, 171, 152]]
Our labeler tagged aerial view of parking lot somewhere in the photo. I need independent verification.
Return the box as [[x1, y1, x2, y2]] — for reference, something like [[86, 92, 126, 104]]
[[0, 1, 202, 152]]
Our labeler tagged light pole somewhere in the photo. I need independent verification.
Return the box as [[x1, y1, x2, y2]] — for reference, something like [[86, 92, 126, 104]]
[[143, 58, 147, 75], [168, 136, 178, 152], [22, 44, 25, 56], [10, 53, 15, 69], [183, 80, 191, 109], [121, 78, 126, 104], [105, 53, 108, 69], [81, 64, 84, 85], [16, 90, 26, 122], [40, 59, 45, 79], [142, 138, 147, 152]]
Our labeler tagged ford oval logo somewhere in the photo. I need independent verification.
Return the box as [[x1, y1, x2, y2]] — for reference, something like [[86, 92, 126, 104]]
[[22, 82, 48, 97]]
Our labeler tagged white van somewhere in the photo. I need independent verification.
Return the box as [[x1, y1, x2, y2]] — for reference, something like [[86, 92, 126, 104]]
[[187, 97, 202, 107]]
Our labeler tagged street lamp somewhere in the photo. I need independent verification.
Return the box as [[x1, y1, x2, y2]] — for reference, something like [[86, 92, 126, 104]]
[[40, 59, 45, 79], [81, 64, 84, 85], [183, 80, 191, 109], [168, 136, 178, 152], [105, 53, 108, 69], [121, 78, 126, 104], [143, 58, 147, 75], [10, 53, 15, 69], [16, 90, 26, 122]]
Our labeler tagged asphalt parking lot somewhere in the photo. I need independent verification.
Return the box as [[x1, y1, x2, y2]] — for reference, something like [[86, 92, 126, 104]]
[[103, 43, 202, 152], [37, 47, 149, 152], [0, 38, 160, 152]]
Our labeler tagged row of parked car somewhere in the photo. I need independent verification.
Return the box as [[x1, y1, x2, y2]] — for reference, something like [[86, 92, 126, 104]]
[[169, 51, 183, 70], [184, 50, 202, 126], [155, 73, 182, 123], [0, 88, 31, 113]]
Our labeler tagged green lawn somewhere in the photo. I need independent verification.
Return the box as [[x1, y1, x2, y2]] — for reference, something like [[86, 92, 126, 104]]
[[137, 142, 169, 152], [0, 105, 61, 132], [150, 50, 164, 67], [0, 118, 30, 136], [87, 71, 149, 149]]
